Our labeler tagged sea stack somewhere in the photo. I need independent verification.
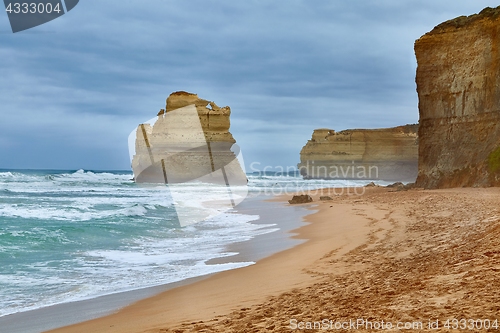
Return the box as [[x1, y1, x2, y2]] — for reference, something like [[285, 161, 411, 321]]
[[414, 6, 500, 188], [131, 91, 246, 185], [297, 125, 418, 182]]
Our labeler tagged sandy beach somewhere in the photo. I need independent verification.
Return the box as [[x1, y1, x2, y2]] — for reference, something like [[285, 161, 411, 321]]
[[48, 186, 500, 333]]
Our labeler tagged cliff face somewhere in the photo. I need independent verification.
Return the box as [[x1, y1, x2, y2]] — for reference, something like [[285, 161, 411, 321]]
[[131, 91, 246, 184], [415, 6, 500, 188], [298, 124, 418, 181]]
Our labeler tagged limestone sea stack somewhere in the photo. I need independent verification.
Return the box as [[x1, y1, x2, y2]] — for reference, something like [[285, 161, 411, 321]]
[[131, 91, 246, 185], [297, 125, 418, 182], [415, 7, 500, 188]]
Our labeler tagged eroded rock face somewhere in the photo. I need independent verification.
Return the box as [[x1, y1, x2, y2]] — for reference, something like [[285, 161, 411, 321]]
[[131, 91, 246, 184], [415, 7, 500, 188], [165, 91, 234, 143], [298, 125, 418, 182], [288, 195, 313, 204]]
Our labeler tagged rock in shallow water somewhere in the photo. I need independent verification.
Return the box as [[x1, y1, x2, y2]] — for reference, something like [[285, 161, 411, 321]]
[[131, 91, 247, 185]]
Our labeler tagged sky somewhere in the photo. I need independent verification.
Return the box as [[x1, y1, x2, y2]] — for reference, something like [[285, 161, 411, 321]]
[[0, 0, 499, 171]]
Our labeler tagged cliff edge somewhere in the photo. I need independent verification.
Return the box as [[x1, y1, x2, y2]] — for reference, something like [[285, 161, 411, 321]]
[[298, 124, 418, 182], [415, 6, 500, 188]]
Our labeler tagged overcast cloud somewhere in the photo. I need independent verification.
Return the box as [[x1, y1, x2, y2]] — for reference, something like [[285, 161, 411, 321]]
[[0, 0, 498, 171]]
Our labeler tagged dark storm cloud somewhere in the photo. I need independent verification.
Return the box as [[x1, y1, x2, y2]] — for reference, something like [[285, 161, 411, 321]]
[[0, 0, 499, 169]]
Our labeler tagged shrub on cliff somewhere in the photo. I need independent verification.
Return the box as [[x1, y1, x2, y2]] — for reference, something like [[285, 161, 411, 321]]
[[488, 147, 500, 173]]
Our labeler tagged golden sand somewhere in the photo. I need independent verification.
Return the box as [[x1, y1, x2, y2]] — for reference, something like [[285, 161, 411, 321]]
[[48, 187, 500, 333]]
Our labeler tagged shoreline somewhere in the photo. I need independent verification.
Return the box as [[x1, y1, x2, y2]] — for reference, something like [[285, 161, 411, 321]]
[[205, 194, 310, 265], [0, 194, 311, 333], [47, 186, 500, 333], [7, 186, 499, 333], [47, 187, 377, 333]]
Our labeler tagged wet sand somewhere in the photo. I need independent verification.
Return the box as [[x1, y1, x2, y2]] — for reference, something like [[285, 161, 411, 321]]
[[0, 195, 310, 333], [50, 186, 500, 332]]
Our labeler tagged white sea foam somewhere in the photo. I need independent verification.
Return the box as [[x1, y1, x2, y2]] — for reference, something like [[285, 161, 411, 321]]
[[0, 203, 150, 221], [1, 170, 360, 318], [246, 174, 391, 194], [0, 170, 279, 317]]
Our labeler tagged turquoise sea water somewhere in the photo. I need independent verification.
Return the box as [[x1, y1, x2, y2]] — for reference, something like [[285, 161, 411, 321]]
[[0, 169, 383, 317]]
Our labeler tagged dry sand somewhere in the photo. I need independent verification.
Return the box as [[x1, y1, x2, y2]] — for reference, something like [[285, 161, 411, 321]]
[[49, 186, 500, 333]]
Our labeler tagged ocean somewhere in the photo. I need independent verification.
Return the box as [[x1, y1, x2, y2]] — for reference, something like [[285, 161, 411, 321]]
[[0, 169, 386, 318]]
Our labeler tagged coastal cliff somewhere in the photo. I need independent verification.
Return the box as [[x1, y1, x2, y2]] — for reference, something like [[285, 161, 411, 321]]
[[415, 6, 500, 188], [131, 92, 246, 184], [298, 125, 418, 181]]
